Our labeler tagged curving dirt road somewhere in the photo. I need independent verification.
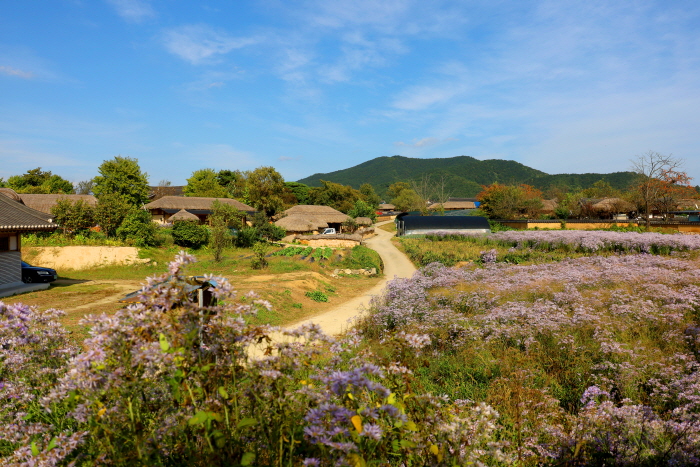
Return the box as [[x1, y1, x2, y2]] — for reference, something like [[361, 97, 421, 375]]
[[285, 222, 417, 335]]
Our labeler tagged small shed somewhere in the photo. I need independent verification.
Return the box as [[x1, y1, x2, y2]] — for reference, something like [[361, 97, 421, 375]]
[[396, 215, 491, 236], [170, 209, 200, 222]]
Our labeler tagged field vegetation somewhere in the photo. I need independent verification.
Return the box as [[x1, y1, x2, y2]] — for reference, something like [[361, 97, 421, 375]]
[[4, 230, 700, 465]]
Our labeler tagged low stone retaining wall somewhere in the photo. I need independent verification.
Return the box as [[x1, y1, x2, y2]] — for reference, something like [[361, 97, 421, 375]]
[[331, 267, 378, 277], [498, 219, 700, 233]]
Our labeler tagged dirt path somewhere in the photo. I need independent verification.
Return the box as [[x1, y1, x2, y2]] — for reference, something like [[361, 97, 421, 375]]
[[284, 222, 417, 335]]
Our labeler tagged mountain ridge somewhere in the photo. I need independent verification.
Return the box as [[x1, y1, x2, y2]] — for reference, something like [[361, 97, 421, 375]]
[[297, 155, 637, 198]]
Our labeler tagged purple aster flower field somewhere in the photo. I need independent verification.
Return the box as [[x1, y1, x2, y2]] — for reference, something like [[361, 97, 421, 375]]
[[2, 230, 700, 465]]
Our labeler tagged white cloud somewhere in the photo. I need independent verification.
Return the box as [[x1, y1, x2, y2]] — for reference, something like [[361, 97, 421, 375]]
[[394, 137, 458, 148], [183, 144, 258, 170], [105, 0, 155, 23], [0, 66, 33, 79], [390, 83, 468, 111], [162, 25, 258, 65]]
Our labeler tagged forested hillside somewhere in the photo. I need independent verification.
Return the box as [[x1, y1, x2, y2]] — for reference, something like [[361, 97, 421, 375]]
[[297, 155, 638, 198]]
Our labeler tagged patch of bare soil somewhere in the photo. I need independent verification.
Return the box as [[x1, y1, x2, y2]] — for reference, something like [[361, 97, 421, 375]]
[[26, 246, 148, 271]]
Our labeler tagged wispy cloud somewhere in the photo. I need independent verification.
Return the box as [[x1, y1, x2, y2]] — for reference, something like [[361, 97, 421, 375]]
[[394, 137, 457, 148], [0, 65, 33, 79], [162, 24, 258, 65], [105, 0, 156, 23]]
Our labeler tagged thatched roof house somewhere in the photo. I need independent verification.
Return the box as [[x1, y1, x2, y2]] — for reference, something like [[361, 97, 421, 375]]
[[540, 199, 559, 215], [274, 205, 351, 234], [17, 194, 98, 215], [354, 217, 372, 226], [275, 216, 328, 234], [378, 203, 395, 211], [144, 196, 256, 224]]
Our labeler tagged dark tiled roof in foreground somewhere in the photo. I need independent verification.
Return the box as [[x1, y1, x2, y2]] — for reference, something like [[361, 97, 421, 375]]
[[0, 194, 58, 231]]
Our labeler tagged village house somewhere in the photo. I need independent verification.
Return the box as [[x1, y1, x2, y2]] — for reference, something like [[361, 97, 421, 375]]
[[274, 205, 351, 235], [0, 189, 59, 297], [143, 196, 256, 224], [17, 193, 98, 215]]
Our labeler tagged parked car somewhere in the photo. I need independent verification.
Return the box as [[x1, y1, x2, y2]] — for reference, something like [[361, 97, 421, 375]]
[[21, 261, 58, 283], [321, 228, 337, 235]]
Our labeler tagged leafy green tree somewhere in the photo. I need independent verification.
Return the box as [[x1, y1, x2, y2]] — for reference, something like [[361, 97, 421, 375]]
[[359, 183, 380, 208], [172, 221, 210, 249], [391, 188, 423, 212], [347, 199, 377, 222], [93, 193, 132, 237], [7, 168, 74, 194], [246, 166, 287, 216], [285, 182, 310, 205], [51, 199, 94, 235], [308, 180, 363, 213], [116, 209, 160, 247], [75, 180, 95, 195], [217, 170, 247, 199], [387, 182, 412, 200], [184, 169, 229, 198], [93, 156, 149, 207], [208, 200, 244, 262]]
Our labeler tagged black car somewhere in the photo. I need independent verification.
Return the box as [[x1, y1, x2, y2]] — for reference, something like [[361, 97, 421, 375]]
[[21, 261, 58, 283]]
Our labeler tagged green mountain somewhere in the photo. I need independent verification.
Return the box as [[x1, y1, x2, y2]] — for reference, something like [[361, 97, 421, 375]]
[[297, 155, 638, 198]]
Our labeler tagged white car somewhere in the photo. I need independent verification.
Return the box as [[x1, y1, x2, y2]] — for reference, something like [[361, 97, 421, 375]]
[[321, 228, 336, 235]]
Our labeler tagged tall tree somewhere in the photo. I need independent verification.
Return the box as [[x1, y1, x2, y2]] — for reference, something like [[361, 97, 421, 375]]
[[217, 170, 247, 199], [477, 184, 544, 219], [359, 183, 380, 208], [93, 193, 132, 237], [245, 166, 287, 216], [184, 169, 229, 198], [308, 180, 363, 213], [285, 182, 310, 205], [7, 168, 74, 194], [93, 156, 149, 207], [630, 151, 691, 228]]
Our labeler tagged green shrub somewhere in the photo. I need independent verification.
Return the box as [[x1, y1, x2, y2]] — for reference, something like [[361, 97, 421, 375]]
[[235, 227, 261, 248], [171, 220, 210, 249], [117, 209, 161, 247], [305, 290, 328, 302], [251, 242, 269, 269], [340, 245, 382, 271]]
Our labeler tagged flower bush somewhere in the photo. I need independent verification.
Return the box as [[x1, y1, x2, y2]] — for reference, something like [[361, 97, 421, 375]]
[[358, 253, 700, 464]]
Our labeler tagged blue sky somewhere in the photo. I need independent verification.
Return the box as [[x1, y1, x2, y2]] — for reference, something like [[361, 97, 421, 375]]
[[1, 0, 699, 187]]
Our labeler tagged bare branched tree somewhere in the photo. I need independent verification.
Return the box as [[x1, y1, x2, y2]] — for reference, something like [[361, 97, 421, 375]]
[[630, 151, 686, 228], [410, 174, 451, 215]]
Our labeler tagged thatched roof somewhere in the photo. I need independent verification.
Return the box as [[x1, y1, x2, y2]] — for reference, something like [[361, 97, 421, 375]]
[[18, 194, 98, 214], [0, 194, 58, 232], [170, 209, 200, 222], [280, 205, 350, 223], [591, 198, 635, 212], [275, 215, 328, 232], [354, 217, 372, 226], [541, 199, 558, 213], [0, 188, 21, 202], [378, 203, 395, 211], [144, 196, 255, 213], [428, 201, 476, 210]]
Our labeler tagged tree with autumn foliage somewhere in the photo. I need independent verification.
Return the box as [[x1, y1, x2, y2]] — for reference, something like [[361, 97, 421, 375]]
[[630, 151, 696, 227], [477, 183, 544, 219]]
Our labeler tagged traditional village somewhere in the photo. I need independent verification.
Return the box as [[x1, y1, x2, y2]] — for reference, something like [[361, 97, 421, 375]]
[[4, 1, 700, 465]]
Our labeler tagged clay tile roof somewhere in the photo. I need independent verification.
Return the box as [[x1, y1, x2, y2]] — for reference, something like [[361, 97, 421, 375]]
[[0, 194, 58, 231], [18, 193, 98, 215], [144, 196, 255, 212], [170, 209, 200, 221]]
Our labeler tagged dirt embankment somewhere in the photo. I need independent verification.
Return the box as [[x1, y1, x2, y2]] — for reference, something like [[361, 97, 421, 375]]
[[24, 246, 148, 271]]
